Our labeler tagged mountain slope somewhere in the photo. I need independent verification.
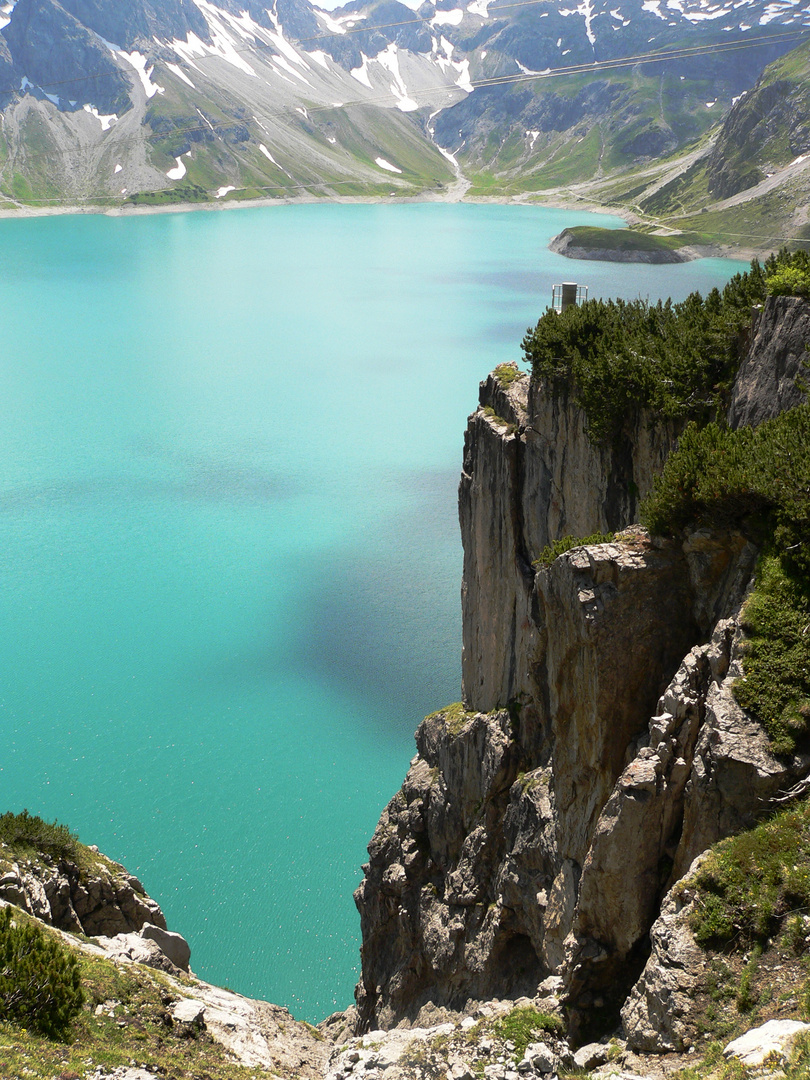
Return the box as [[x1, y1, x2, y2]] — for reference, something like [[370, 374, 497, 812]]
[[0, 0, 807, 208]]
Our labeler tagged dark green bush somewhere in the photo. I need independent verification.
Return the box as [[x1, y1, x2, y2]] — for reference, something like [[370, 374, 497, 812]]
[[0, 906, 84, 1038], [734, 554, 810, 755], [640, 403, 810, 754], [521, 250, 810, 445], [521, 259, 768, 443], [0, 811, 81, 863], [766, 249, 810, 298], [640, 402, 810, 574]]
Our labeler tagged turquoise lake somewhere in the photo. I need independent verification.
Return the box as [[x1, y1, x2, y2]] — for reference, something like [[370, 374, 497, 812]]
[[0, 203, 747, 1020]]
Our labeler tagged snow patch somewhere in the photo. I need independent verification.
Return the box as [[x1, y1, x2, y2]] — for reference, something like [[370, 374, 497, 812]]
[[196, 108, 215, 131], [271, 53, 313, 85], [431, 8, 465, 25], [114, 164, 122, 173], [794, 154, 808, 164], [526, 129, 540, 150], [119, 51, 165, 98], [641, 0, 668, 19], [215, 185, 236, 198], [516, 60, 546, 74], [577, 0, 597, 42], [166, 61, 195, 88], [173, 4, 256, 77], [351, 54, 373, 87], [467, 0, 491, 14], [375, 157, 402, 173], [315, 9, 346, 32], [83, 103, 117, 130], [258, 144, 293, 177], [166, 152, 190, 180], [705, 99, 716, 107], [308, 50, 331, 69], [0, 0, 17, 31], [375, 44, 419, 110]]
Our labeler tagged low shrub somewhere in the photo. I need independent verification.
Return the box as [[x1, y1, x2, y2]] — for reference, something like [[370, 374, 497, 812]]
[[0, 907, 84, 1038], [0, 810, 81, 863], [492, 1006, 563, 1062], [533, 532, 615, 568]]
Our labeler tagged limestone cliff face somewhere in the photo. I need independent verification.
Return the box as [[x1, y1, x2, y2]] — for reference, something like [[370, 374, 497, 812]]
[[355, 294, 810, 1038], [459, 370, 682, 713], [354, 530, 760, 1033]]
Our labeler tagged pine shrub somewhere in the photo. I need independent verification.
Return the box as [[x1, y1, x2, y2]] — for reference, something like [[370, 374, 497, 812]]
[[0, 906, 84, 1038], [521, 250, 810, 445], [521, 259, 768, 444], [0, 810, 81, 863], [639, 403, 810, 754]]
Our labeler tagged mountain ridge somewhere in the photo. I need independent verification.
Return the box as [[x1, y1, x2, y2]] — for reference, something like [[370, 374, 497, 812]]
[[0, 0, 807, 233]]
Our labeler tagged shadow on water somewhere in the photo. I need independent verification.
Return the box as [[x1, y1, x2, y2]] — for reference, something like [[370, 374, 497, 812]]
[[288, 467, 463, 737]]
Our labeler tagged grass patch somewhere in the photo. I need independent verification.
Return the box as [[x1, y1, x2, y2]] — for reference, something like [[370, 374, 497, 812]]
[[557, 226, 691, 254], [482, 406, 517, 434], [492, 1006, 563, 1063], [425, 702, 478, 735], [533, 532, 615, 568], [127, 183, 209, 206], [493, 362, 525, 388], [688, 798, 810, 948]]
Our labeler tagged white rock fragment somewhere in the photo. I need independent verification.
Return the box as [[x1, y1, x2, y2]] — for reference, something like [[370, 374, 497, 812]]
[[724, 1019, 810, 1067]]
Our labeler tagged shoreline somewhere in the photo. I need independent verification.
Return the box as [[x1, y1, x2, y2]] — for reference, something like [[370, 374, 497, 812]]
[[0, 190, 762, 261]]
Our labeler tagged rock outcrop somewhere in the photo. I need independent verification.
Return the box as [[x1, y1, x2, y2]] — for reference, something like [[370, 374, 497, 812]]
[[727, 295, 810, 428], [459, 368, 683, 713], [354, 294, 810, 1039], [0, 845, 166, 937]]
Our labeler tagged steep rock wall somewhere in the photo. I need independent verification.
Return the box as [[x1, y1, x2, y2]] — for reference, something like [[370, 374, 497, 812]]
[[355, 530, 754, 1031], [460, 370, 682, 713], [355, 294, 810, 1037]]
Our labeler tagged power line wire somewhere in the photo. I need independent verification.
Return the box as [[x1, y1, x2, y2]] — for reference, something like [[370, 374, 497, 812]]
[[9, 26, 806, 167]]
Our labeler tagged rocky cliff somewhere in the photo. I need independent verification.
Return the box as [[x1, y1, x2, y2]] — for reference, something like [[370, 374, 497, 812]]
[[353, 293, 810, 1042]]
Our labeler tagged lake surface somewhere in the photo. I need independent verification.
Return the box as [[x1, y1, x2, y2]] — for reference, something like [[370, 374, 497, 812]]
[[0, 203, 746, 1020]]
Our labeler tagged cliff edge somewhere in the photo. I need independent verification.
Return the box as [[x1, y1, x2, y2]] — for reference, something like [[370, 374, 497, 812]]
[[354, 291, 810, 1045]]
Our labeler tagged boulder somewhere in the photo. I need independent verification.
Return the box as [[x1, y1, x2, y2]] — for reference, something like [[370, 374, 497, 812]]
[[139, 922, 191, 971], [724, 1019, 810, 1068]]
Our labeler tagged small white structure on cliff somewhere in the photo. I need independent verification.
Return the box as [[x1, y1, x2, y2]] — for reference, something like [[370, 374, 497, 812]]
[[552, 281, 588, 312]]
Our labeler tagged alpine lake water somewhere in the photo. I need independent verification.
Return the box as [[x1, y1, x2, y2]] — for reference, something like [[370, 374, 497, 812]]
[[0, 202, 747, 1021]]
